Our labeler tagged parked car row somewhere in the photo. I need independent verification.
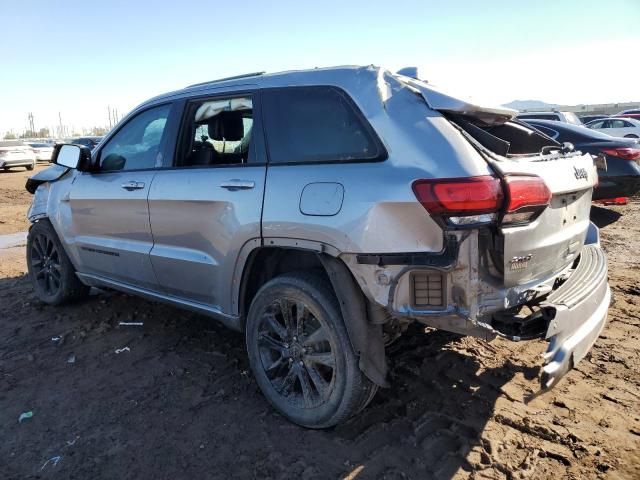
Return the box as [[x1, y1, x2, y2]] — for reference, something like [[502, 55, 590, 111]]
[[521, 119, 640, 200], [515, 109, 640, 136], [0, 141, 36, 170]]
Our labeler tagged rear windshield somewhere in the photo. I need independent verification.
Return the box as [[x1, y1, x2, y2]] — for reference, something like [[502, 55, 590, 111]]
[[517, 114, 559, 121], [563, 112, 582, 125]]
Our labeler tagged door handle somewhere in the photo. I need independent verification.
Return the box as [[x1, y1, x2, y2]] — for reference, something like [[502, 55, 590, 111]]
[[120, 181, 145, 191], [219, 180, 255, 191]]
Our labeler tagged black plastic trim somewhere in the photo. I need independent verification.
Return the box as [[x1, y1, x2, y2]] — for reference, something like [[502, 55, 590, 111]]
[[356, 235, 459, 268]]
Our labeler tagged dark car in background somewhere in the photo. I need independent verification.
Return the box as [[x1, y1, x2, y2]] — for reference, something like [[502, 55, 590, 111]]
[[615, 109, 640, 121], [70, 136, 103, 150], [522, 119, 640, 200]]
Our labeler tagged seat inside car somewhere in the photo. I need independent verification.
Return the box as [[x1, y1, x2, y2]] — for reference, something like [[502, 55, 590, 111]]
[[186, 111, 247, 166]]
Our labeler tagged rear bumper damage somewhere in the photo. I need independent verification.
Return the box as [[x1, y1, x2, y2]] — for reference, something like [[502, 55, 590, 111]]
[[538, 244, 609, 390], [344, 227, 610, 392]]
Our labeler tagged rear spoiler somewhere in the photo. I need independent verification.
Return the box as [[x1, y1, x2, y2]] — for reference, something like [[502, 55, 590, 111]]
[[394, 72, 517, 126]]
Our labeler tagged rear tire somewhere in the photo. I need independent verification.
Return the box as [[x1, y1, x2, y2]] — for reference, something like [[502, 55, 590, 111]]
[[26, 163, 35, 171], [27, 220, 90, 305], [246, 272, 377, 428]]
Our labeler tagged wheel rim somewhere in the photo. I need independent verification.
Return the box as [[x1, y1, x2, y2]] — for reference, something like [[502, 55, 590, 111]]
[[257, 298, 336, 409], [30, 233, 62, 297]]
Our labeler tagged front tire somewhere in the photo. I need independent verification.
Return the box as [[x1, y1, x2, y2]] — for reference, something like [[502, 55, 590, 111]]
[[27, 220, 90, 305], [26, 163, 35, 171], [246, 272, 377, 428]]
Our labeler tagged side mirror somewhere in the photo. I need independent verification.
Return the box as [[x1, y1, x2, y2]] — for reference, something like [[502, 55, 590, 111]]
[[52, 144, 92, 171]]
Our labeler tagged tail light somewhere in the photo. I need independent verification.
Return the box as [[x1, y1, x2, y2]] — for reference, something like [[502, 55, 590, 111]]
[[412, 174, 550, 227], [601, 147, 640, 161], [412, 176, 503, 226], [501, 175, 552, 225]]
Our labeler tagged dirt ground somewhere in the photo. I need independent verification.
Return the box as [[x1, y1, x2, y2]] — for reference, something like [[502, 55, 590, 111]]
[[0, 167, 638, 479]]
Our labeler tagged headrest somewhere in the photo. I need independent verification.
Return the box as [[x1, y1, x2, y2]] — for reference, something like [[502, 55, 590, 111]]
[[208, 111, 245, 141]]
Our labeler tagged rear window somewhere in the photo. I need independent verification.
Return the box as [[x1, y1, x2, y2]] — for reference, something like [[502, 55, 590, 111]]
[[563, 112, 582, 125], [517, 114, 559, 121], [261, 86, 384, 164]]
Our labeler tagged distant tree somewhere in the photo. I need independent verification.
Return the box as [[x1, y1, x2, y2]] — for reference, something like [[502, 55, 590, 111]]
[[20, 130, 37, 139], [4, 132, 16, 139], [90, 126, 107, 136], [38, 127, 50, 138], [72, 132, 81, 137]]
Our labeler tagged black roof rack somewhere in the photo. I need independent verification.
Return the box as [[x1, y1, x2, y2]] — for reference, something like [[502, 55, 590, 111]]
[[186, 71, 265, 89]]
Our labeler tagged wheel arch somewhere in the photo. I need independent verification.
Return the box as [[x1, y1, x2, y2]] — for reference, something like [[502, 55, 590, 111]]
[[238, 242, 389, 387]]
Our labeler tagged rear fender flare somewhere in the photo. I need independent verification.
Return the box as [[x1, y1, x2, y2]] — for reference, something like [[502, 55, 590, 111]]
[[317, 253, 389, 387]]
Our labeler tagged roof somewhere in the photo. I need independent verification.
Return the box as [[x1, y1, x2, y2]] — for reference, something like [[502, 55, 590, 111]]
[[142, 65, 377, 108]]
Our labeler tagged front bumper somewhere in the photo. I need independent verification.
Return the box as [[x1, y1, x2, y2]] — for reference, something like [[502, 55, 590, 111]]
[[538, 244, 610, 389]]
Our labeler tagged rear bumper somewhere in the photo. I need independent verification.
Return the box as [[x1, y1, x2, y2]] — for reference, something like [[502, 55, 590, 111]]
[[538, 244, 609, 389]]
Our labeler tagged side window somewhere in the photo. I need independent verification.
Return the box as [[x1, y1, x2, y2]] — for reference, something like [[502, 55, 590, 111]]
[[99, 104, 171, 171], [589, 120, 606, 129], [622, 120, 634, 128], [262, 86, 384, 164], [179, 96, 253, 167], [610, 119, 626, 129]]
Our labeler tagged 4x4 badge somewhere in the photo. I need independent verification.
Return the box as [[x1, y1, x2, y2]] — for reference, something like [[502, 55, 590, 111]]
[[573, 166, 588, 180], [509, 254, 532, 271]]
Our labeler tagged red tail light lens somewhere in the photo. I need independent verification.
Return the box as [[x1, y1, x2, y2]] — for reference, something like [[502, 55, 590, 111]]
[[412, 176, 503, 215], [601, 147, 640, 161], [502, 175, 551, 225], [413, 174, 551, 227]]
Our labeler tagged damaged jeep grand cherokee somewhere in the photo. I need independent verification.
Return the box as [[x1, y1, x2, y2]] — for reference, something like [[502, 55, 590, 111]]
[[25, 66, 610, 428]]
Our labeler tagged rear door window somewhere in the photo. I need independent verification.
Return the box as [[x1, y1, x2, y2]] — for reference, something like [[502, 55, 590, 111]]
[[177, 96, 255, 167], [261, 86, 384, 164]]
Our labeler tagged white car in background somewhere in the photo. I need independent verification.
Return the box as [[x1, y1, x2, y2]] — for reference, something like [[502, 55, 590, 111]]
[[27, 142, 55, 162], [516, 111, 583, 125], [585, 117, 640, 138], [0, 141, 36, 171]]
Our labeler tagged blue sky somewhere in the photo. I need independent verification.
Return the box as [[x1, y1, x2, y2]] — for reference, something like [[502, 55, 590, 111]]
[[1, 0, 638, 136]]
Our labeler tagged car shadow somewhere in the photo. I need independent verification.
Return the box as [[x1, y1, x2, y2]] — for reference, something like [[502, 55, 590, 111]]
[[590, 205, 622, 228], [0, 277, 529, 479], [329, 325, 534, 478]]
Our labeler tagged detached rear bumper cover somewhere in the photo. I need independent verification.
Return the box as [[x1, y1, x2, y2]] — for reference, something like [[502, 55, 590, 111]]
[[540, 245, 610, 390]]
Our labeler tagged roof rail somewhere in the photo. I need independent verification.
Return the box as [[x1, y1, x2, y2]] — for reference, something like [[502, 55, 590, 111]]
[[186, 71, 265, 88]]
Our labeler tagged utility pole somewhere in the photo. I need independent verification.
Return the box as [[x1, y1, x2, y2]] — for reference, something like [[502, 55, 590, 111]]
[[58, 112, 63, 138], [108, 105, 112, 129], [27, 112, 35, 137]]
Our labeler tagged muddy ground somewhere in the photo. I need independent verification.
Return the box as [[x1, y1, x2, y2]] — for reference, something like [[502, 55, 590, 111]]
[[0, 166, 638, 479]]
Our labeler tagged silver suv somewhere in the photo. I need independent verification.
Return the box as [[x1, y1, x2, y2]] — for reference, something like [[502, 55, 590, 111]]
[[25, 66, 610, 428]]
